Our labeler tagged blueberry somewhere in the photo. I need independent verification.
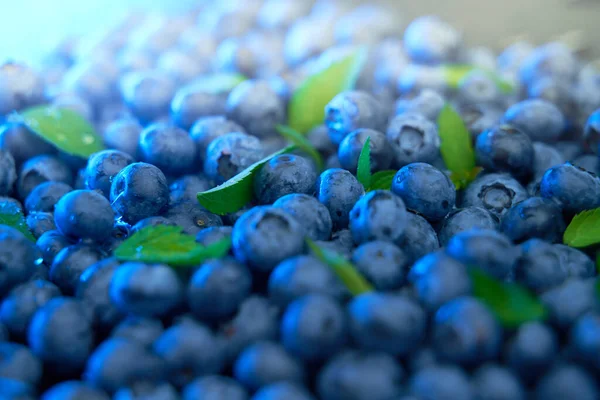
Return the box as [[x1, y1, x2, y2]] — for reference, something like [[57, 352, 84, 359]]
[[395, 211, 440, 263], [325, 91, 386, 145], [0, 122, 56, 166], [24, 181, 72, 213], [349, 190, 408, 244], [472, 364, 525, 400], [281, 294, 347, 362], [110, 262, 183, 318], [42, 381, 110, 400], [170, 84, 228, 131], [583, 108, 600, 153], [84, 338, 164, 393], [457, 70, 501, 105], [535, 364, 599, 400], [409, 365, 473, 400], [165, 201, 223, 235], [397, 64, 448, 96], [438, 207, 498, 246], [232, 206, 305, 272], [188, 257, 252, 322], [183, 375, 248, 400], [50, 244, 104, 295], [0, 150, 16, 196], [501, 197, 565, 244], [403, 15, 461, 64], [51, 93, 93, 121], [26, 212, 57, 238], [553, 244, 595, 278], [272, 194, 332, 241], [0, 342, 42, 387], [338, 129, 393, 173], [28, 297, 93, 373], [0, 323, 6, 341], [392, 162, 455, 221], [0, 62, 45, 114], [569, 313, 600, 371], [204, 132, 265, 185], [254, 154, 317, 204], [515, 239, 568, 293], [158, 48, 208, 84], [169, 175, 211, 205], [457, 103, 503, 140], [54, 189, 114, 242], [503, 99, 566, 143], [190, 116, 246, 165], [306, 125, 336, 158], [85, 150, 134, 198], [131, 216, 176, 233], [252, 382, 315, 400], [139, 123, 197, 175], [541, 162, 600, 214], [475, 124, 534, 181], [408, 251, 471, 311], [226, 80, 286, 138], [120, 70, 176, 123], [64, 61, 119, 108], [541, 278, 598, 330], [386, 114, 440, 167], [519, 42, 578, 85], [36, 230, 75, 266], [351, 241, 408, 291], [395, 89, 445, 121], [506, 321, 558, 383], [102, 118, 143, 158], [0, 228, 43, 296], [114, 381, 178, 400], [573, 154, 600, 175], [17, 155, 73, 200], [316, 168, 365, 230], [461, 173, 528, 217], [110, 162, 170, 224], [349, 293, 426, 356], [317, 350, 404, 400], [154, 321, 225, 388], [0, 279, 61, 339], [195, 226, 233, 246], [111, 317, 164, 348]]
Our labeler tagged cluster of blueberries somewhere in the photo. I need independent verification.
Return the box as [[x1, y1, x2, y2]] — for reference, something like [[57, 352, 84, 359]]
[[2, 0, 600, 399]]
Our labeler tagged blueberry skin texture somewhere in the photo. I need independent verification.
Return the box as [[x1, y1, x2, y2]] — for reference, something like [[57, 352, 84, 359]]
[[535, 364, 599, 400], [325, 91, 386, 145], [188, 257, 252, 322], [501, 197, 565, 243], [110, 162, 170, 224], [54, 189, 114, 242], [570, 313, 600, 371], [183, 375, 248, 400], [316, 168, 365, 230], [154, 322, 225, 388], [584, 108, 600, 153], [50, 244, 104, 295], [472, 364, 525, 400], [110, 262, 183, 318], [139, 123, 197, 175], [475, 124, 534, 181], [28, 297, 93, 373], [386, 113, 441, 168], [540, 162, 600, 214], [409, 365, 473, 400], [532, 142, 565, 178], [169, 174, 211, 205], [317, 350, 404, 400], [351, 241, 408, 291], [103, 118, 143, 158], [272, 193, 332, 241], [232, 206, 305, 273], [26, 212, 57, 239], [392, 162, 455, 222], [541, 278, 598, 330], [0, 122, 57, 166], [395, 212, 440, 264], [254, 154, 317, 205], [0, 150, 16, 196], [446, 229, 519, 281], [165, 201, 223, 236], [461, 173, 528, 217], [395, 89, 445, 121], [24, 181, 72, 213], [0, 228, 43, 296], [42, 381, 110, 400], [253, 382, 315, 400], [0, 342, 42, 387], [204, 132, 265, 185], [0, 279, 61, 339], [131, 216, 176, 233], [195, 226, 233, 247], [120, 70, 176, 123], [36, 230, 75, 266], [515, 239, 568, 293], [438, 207, 498, 246], [234, 341, 305, 392], [281, 294, 347, 362], [408, 251, 472, 311], [503, 99, 565, 143], [84, 338, 164, 394], [170, 85, 228, 132], [111, 317, 164, 348], [338, 128, 393, 173], [85, 150, 134, 198], [349, 190, 408, 245], [190, 116, 246, 164], [17, 155, 73, 200], [306, 125, 336, 158], [114, 382, 178, 400], [349, 293, 426, 356]]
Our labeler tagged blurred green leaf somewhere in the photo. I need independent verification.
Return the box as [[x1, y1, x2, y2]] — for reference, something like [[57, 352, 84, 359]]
[[563, 208, 600, 248], [0, 202, 35, 242]]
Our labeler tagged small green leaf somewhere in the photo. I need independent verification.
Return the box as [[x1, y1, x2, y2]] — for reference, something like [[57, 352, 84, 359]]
[[0, 202, 35, 242], [114, 225, 231, 266], [441, 64, 514, 94], [306, 238, 373, 296], [288, 47, 368, 133], [189, 73, 247, 94], [197, 145, 296, 215], [450, 167, 483, 190], [276, 125, 324, 171], [356, 137, 371, 189], [563, 208, 600, 248], [368, 170, 397, 191], [470, 268, 547, 328], [19, 106, 104, 158]]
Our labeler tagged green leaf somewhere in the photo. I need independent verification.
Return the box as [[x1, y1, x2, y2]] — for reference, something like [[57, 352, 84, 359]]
[[470, 268, 547, 328], [441, 64, 515, 94], [306, 238, 373, 296], [19, 106, 104, 158], [0, 202, 35, 242], [276, 125, 324, 171], [368, 170, 397, 191], [288, 47, 368, 133], [356, 137, 371, 189], [450, 167, 483, 190], [197, 145, 296, 215], [563, 208, 600, 248], [114, 225, 231, 266], [189, 73, 247, 94]]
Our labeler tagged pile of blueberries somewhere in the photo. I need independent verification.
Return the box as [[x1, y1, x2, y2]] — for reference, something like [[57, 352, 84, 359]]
[[2, 0, 600, 399]]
